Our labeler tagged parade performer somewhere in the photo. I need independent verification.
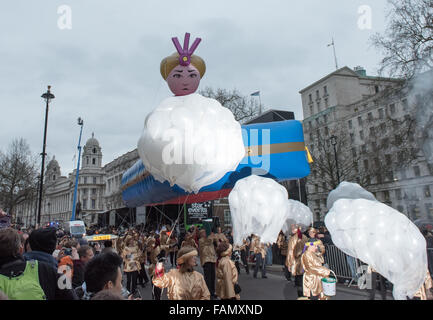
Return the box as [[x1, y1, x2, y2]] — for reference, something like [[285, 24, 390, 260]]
[[286, 225, 308, 297], [412, 270, 433, 300], [168, 233, 179, 267], [216, 242, 240, 300], [239, 239, 250, 275], [253, 236, 267, 279], [121, 237, 141, 295], [181, 233, 198, 248], [198, 229, 217, 299], [147, 237, 162, 300], [153, 246, 210, 300], [301, 239, 331, 300]]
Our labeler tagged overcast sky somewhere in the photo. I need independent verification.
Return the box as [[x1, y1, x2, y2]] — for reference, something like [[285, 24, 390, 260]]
[[0, 0, 390, 175]]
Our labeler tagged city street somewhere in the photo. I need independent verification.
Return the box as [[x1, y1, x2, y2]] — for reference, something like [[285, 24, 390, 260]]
[[131, 262, 392, 300]]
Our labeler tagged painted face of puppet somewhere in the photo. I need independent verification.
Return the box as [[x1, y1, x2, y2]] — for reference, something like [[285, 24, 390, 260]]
[[166, 64, 200, 96]]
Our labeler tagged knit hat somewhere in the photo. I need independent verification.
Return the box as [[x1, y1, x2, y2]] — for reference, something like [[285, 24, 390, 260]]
[[29, 227, 57, 254]]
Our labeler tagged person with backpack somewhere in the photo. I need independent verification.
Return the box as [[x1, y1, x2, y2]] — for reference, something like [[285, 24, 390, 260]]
[[0, 228, 77, 300], [23, 227, 58, 271]]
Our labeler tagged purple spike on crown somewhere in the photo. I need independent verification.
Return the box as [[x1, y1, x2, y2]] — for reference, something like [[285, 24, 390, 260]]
[[171, 33, 202, 66]]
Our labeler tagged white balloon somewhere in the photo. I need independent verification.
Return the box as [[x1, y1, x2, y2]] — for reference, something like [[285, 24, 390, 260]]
[[137, 93, 245, 193], [327, 181, 377, 210], [229, 175, 289, 245], [325, 198, 427, 300]]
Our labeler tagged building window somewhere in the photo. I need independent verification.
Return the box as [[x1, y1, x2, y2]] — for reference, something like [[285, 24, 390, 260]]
[[84, 177, 88, 184], [364, 159, 369, 170], [368, 112, 373, 121], [92, 188, 96, 195], [308, 122, 312, 130], [402, 99, 408, 111], [378, 108, 384, 119], [358, 116, 363, 126], [361, 145, 367, 153], [384, 190, 390, 201], [93, 148, 96, 154], [323, 86, 328, 96], [93, 177, 97, 184], [92, 158, 96, 165], [389, 104, 396, 115], [315, 184, 319, 193], [369, 127, 375, 136], [387, 171, 394, 181], [397, 205, 405, 214], [324, 127, 329, 136], [91, 199, 96, 209], [316, 90, 320, 100], [317, 101, 321, 112], [310, 105, 313, 115], [348, 120, 353, 129], [401, 169, 407, 180], [426, 204, 433, 220], [414, 166, 421, 177], [309, 94, 313, 103], [350, 133, 354, 143], [325, 98, 329, 107], [425, 186, 431, 198], [323, 115, 328, 123], [359, 130, 364, 140], [375, 85, 379, 93], [86, 157, 89, 165], [224, 209, 232, 226], [83, 199, 87, 210], [395, 189, 402, 200]]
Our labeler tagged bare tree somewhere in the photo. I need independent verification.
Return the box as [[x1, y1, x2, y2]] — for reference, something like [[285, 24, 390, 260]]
[[199, 87, 261, 123], [371, 0, 433, 79], [0, 138, 39, 219]]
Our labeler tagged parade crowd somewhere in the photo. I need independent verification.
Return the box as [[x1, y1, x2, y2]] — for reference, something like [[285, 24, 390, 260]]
[[0, 220, 432, 300]]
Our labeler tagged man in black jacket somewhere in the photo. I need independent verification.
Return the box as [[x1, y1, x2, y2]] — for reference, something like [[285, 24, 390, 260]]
[[0, 228, 77, 300]]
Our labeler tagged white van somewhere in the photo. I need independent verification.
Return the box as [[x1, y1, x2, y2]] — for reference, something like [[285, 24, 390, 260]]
[[65, 220, 86, 238]]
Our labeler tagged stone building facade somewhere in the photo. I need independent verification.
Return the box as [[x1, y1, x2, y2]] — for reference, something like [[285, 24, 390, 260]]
[[300, 66, 433, 221]]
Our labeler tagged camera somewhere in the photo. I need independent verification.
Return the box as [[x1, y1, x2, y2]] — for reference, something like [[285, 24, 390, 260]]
[[62, 247, 72, 256]]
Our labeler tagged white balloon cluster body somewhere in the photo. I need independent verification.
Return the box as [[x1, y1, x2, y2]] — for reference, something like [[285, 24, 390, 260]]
[[229, 175, 290, 245], [282, 199, 314, 235], [326, 181, 377, 210], [137, 93, 245, 193], [325, 198, 427, 300]]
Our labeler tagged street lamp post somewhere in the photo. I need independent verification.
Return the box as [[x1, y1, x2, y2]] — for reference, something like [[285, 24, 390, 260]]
[[330, 135, 340, 185], [71, 118, 84, 221], [37, 86, 55, 227]]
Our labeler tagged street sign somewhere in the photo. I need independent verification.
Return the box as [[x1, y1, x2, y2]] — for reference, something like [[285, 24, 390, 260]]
[[185, 201, 212, 226]]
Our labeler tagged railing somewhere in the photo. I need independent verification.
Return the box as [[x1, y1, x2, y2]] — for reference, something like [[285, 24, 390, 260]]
[[323, 244, 367, 287]]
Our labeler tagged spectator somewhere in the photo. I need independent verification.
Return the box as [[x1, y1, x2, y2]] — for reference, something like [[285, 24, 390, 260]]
[[72, 245, 95, 289], [101, 240, 116, 254], [91, 289, 124, 300], [0, 228, 77, 300], [23, 227, 58, 271], [75, 252, 123, 300]]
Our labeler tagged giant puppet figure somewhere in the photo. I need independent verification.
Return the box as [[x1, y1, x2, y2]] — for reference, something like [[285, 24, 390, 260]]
[[122, 33, 311, 207]]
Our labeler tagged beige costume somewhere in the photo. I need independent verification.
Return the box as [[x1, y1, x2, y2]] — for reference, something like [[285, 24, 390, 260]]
[[198, 236, 217, 266], [216, 245, 240, 300], [301, 249, 331, 299], [286, 234, 308, 275]]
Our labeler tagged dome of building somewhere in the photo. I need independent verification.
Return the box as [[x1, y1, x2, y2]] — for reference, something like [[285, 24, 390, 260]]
[[85, 133, 99, 147]]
